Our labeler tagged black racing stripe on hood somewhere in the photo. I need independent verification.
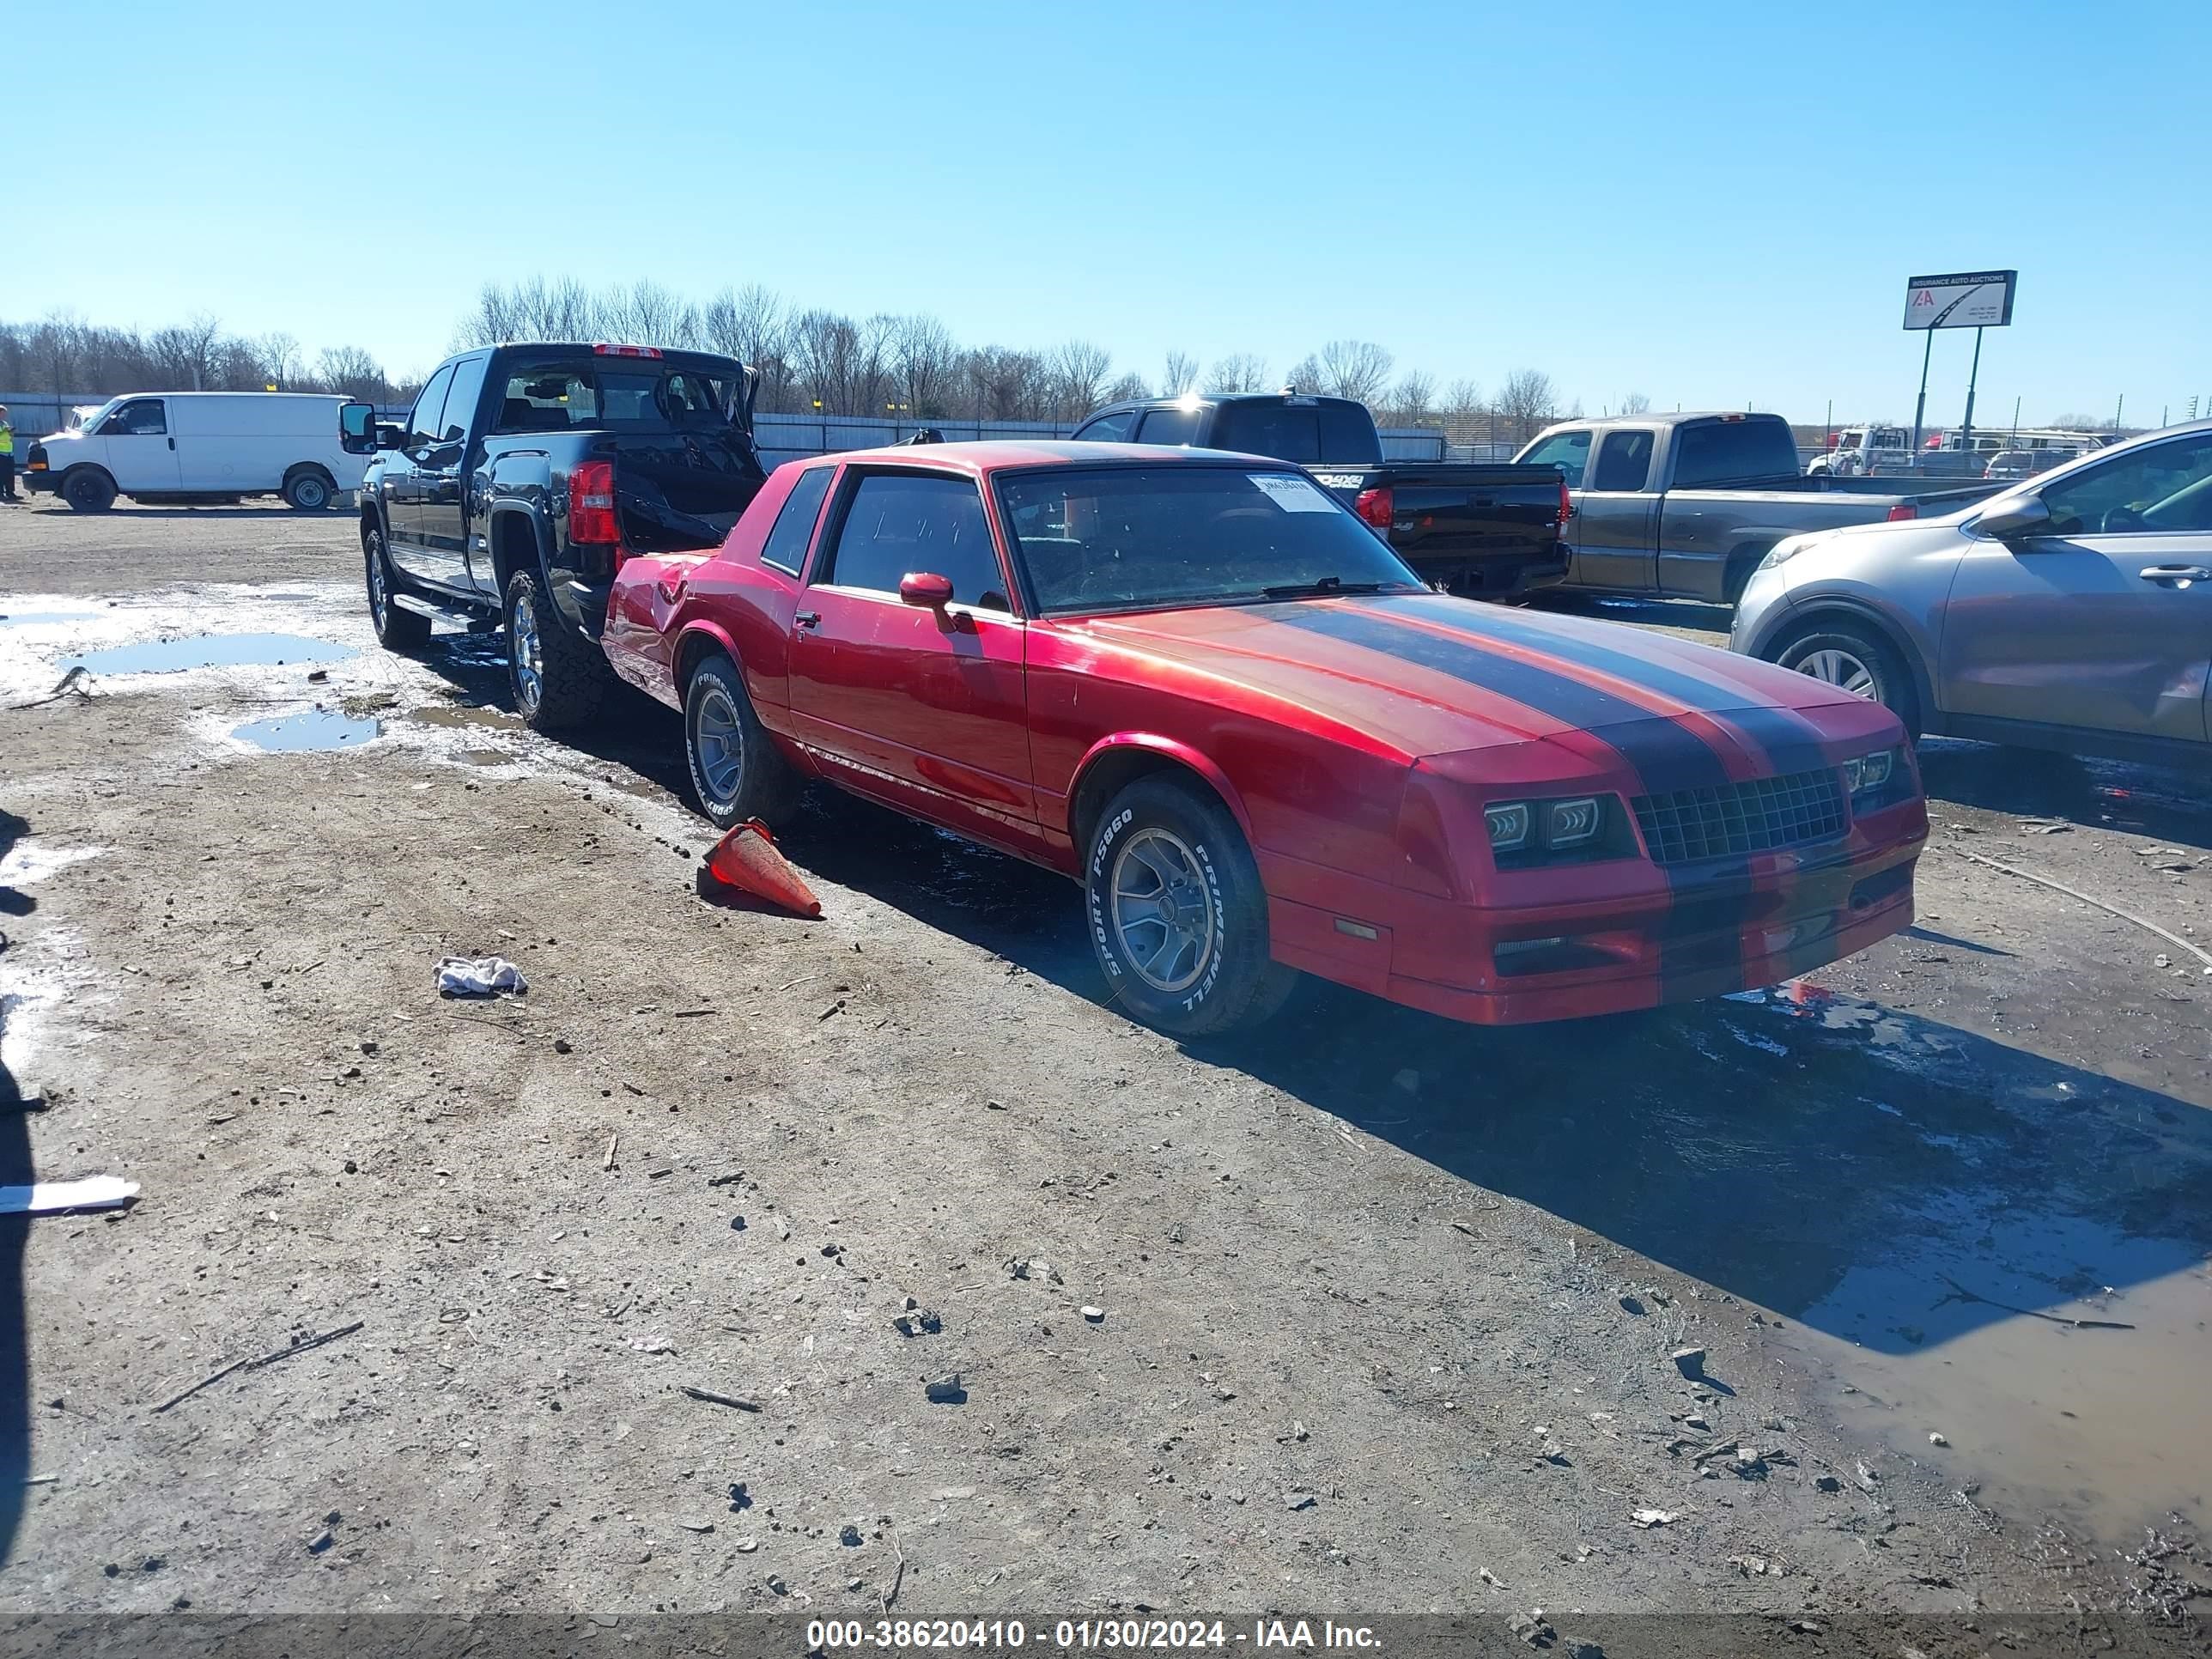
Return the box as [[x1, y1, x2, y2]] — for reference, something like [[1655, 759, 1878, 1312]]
[[1379, 594, 1836, 775], [1267, 605, 1732, 795]]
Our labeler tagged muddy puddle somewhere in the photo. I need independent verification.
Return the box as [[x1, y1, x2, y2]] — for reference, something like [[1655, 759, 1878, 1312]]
[[232, 708, 383, 751], [64, 633, 354, 675]]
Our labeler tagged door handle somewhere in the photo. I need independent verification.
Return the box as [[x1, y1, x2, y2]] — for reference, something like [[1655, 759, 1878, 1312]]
[[167, 437, 175, 450], [794, 610, 822, 629], [2139, 564, 2212, 586]]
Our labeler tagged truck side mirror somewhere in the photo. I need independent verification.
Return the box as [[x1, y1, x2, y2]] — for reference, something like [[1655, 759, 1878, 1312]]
[[339, 401, 376, 455]]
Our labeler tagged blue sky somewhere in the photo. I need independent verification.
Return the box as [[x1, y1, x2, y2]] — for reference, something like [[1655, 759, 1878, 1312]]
[[15, 0, 2211, 427]]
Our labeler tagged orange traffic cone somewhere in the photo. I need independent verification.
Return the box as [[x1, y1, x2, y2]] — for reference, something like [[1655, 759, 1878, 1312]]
[[704, 819, 823, 918]]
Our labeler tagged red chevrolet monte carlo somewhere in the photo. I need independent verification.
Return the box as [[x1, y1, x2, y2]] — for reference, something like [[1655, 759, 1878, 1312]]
[[603, 443, 1926, 1037]]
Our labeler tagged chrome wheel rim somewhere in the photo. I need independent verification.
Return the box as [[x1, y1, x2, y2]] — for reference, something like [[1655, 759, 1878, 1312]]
[[1798, 647, 1877, 701], [367, 541, 387, 627], [512, 595, 543, 712], [694, 684, 744, 805], [1110, 828, 1215, 994]]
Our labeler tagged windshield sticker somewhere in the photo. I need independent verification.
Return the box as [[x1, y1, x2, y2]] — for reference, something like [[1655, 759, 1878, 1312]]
[[1249, 473, 1335, 513]]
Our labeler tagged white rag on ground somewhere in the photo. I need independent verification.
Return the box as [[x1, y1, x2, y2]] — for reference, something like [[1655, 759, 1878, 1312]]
[[0, 1176, 140, 1215], [436, 956, 528, 997]]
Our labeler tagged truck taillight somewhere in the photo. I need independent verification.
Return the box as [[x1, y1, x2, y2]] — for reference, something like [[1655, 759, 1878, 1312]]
[[1354, 485, 1394, 530], [592, 343, 663, 359], [569, 461, 621, 545], [1886, 503, 1918, 522], [1557, 477, 1575, 526]]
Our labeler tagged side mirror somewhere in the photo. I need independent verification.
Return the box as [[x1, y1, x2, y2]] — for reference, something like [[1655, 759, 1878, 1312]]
[[338, 401, 376, 455], [898, 571, 954, 608], [375, 423, 407, 451], [1978, 495, 2051, 540]]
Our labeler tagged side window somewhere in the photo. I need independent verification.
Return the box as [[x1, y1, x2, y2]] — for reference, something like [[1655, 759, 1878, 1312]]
[[821, 473, 1009, 611], [1589, 429, 1655, 492], [496, 368, 595, 432], [1134, 407, 1201, 447], [1073, 410, 1136, 442], [435, 355, 489, 446], [2039, 436, 2212, 536], [100, 398, 167, 437], [1316, 402, 1382, 465], [406, 366, 455, 448], [761, 465, 835, 575], [1520, 428, 1591, 488]]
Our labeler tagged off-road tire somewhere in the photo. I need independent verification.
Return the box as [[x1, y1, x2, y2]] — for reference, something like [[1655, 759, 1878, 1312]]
[[364, 524, 430, 651], [1085, 775, 1296, 1039], [504, 566, 611, 732], [1774, 623, 1921, 737], [61, 469, 116, 513], [683, 652, 800, 830], [283, 468, 334, 511]]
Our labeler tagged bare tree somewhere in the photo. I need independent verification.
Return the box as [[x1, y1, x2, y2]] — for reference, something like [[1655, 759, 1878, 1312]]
[[1443, 377, 1483, 422], [1385, 371, 1436, 426], [149, 313, 224, 390], [1495, 369, 1559, 443], [1284, 355, 1322, 395], [704, 284, 792, 409], [1102, 372, 1150, 406], [1316, 339, 1395, 404], [1050, 339, 1113, 421], [316, 345, 388, 403], [1161, 350, 1199, 398], [258, 331, 302, 389], [1205, 353, 1269, 394], [1619, 392, 1652, 415], [605, 280, 697, 349], [887, 313, 957, 417]]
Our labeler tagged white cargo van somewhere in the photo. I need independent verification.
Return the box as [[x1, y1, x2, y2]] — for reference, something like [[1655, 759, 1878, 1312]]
[[24, 392, 369, 512]]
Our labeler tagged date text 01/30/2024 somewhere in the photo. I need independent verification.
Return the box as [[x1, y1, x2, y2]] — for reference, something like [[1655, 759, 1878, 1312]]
[[806, 1620, 1384, 1650]]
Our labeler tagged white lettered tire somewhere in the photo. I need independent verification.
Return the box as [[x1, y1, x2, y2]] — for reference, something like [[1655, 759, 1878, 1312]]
[[1085, 775, 1294, 1039]]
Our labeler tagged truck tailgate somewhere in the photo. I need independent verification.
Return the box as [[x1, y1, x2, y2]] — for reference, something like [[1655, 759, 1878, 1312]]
[[1369, 463, 1565, 557]]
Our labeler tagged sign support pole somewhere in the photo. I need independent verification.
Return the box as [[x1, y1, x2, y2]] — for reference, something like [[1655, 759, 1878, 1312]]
[[1959, 326, 1984, 459], [1910, 328, 1936, 466]]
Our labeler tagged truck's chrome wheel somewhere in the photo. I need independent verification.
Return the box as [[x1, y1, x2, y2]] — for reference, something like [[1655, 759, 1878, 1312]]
[[693, 684, 745, 807], [366, 545, 387, 628], [1797, 647, 1876, 700], [1111, 828, 1216, 994], [511, 597, 544, 713]]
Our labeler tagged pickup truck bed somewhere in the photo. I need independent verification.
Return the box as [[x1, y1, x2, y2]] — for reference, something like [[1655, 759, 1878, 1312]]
[[1073, 392, 1570, 599], [1517, 411, 1999, 603]]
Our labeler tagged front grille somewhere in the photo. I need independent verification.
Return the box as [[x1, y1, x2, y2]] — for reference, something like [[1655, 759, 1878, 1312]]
[[1632, 767, 1845, 866]]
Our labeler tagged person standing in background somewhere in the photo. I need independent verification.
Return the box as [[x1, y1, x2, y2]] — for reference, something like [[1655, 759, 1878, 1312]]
[[0, 407, 17, 501]]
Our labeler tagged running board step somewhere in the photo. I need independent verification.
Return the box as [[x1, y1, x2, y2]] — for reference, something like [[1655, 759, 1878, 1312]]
[[392, 593, 501, 633]]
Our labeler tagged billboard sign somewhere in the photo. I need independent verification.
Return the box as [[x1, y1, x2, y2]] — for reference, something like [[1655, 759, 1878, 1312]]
[[1904, 270, 2017, 331]]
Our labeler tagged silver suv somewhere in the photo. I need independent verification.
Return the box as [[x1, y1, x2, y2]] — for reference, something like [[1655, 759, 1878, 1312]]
[[1731, 420, 2212, 766]]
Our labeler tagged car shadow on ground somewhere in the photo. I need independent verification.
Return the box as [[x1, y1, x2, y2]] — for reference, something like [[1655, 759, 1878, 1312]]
[[1916, 739, 2212, 853], [775, 787, 2212, 1363], [15, 507, 328, 521], [0, 808, 37, 1565]]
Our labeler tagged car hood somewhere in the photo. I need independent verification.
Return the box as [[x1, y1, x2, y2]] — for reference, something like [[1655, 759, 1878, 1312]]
[[1066, 593, 1890, 782]]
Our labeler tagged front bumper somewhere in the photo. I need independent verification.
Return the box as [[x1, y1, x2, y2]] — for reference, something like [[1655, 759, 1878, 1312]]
[[22, 466, 58, 494], [1265, 803, 1926, 1025]]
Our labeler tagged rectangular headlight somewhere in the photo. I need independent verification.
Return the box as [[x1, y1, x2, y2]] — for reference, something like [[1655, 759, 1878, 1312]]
[[1484, 801, 1532, 851], [1546, 797, 1602, 847]]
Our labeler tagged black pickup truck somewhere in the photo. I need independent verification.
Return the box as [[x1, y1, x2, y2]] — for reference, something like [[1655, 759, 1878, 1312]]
[[339, 341, 767, 729], [1072, 392, 1571, 599]]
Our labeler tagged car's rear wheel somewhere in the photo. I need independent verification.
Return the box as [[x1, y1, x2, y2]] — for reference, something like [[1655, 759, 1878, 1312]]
[[504, 567, 612, 732], [365, 525, 429, 651], [1774, 623, 1920, 736], [684, 652, 799, 830], [1085, 775, 1295, 1039], [283, 468, 333, 511]]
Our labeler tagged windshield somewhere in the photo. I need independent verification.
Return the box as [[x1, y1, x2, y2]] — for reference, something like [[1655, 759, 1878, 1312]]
[[65, 398, 118, 435], [996, 465, 1424, 617]]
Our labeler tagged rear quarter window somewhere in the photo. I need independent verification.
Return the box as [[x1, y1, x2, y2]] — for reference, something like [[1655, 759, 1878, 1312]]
[[760, 465, 835, 575]]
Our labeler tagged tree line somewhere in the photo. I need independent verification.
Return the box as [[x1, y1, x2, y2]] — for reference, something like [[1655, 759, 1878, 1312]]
[[454, 277, 1586, 441], [3, 281, 1601, 446], [0, 313, 405, 405]]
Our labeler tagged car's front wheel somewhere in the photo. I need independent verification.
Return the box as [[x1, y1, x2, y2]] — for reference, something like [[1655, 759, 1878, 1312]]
[[1774, 623, 1920, 736], [684, 652, 799, 830], [365, 526, 429, 651], [1085, 775, 1295, 1039]]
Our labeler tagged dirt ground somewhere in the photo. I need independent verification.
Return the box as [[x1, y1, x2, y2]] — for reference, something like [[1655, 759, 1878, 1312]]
[[1, 501, 2207, 1641]]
